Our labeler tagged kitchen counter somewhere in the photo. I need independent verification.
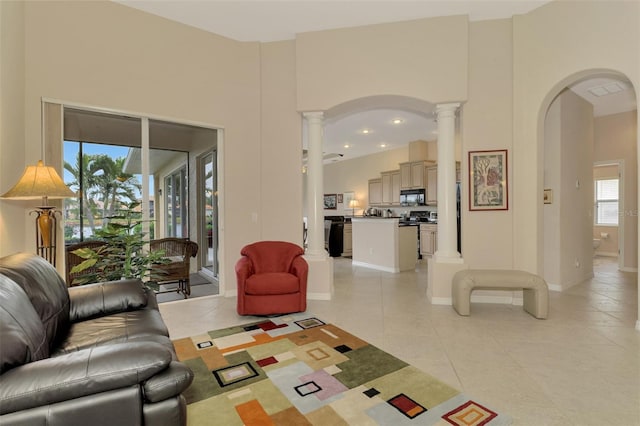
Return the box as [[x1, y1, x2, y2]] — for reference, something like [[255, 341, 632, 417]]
[[351, 218, 417, 272]]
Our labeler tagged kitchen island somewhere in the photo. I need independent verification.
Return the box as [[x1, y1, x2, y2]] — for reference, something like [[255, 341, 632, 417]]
[[351, 217, 418, 273]]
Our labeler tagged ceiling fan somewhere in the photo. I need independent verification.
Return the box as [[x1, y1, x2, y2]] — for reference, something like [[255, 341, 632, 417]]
[[302, 150, 344, 163]]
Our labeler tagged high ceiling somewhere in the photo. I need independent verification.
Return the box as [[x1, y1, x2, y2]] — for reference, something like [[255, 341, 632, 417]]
[[116, 1, 637, 163], [116, 0, 552, 43]]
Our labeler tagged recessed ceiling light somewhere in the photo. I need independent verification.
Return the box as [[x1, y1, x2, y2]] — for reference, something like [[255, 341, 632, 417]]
[[380, 143, 387, 148], [344, 144, 350, 148], [392, 118, 404, 125], [361, 129, 370, 134]]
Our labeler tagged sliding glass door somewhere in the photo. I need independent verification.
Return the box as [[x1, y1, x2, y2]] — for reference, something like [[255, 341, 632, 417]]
[[200, 151, 218, 277]]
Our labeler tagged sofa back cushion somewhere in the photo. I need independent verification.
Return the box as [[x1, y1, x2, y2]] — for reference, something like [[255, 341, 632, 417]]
[[0, 275, 49, 373], [0, 253, 70, 349]]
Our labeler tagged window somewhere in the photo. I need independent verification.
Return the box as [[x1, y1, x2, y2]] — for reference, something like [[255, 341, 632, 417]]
[[594, 178, 619, 225], [165, 166, 188, 238]]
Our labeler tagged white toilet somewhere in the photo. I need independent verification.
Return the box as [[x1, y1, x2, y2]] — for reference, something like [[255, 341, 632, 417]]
[[593, 238, 601, 251]]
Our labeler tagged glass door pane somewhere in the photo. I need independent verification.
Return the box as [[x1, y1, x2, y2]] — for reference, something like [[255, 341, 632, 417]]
[[201, 151, 217, 276]]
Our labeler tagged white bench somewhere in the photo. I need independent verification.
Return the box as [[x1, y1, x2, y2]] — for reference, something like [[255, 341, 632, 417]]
[[452, 269, 548, 319]]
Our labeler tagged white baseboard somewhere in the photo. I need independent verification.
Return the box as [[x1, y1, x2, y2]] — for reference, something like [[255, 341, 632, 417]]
[[307, 292, 332, 301], [429, 294, 527, 307], [595, 251, 618, 257]]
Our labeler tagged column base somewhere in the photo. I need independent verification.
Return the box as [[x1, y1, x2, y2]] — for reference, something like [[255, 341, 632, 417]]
[[427, 256, 466, 305], [303, 254, 334, 300], [433, 251, 463, 263]]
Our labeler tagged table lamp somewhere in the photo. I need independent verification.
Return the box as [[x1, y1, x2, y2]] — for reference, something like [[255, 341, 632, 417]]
[[348, 199, 360, 217], [1, 160, 77, 266]]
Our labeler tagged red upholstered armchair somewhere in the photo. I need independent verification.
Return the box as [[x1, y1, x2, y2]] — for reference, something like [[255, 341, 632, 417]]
[[235, 241, 308, 316]]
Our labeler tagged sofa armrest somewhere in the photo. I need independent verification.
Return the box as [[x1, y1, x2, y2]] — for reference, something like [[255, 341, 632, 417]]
[[68, 278, 148, 321], [143, 361, 194, 403], [0, 341, 172, 415]]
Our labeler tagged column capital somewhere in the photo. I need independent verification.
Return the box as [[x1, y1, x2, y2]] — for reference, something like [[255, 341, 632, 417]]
[[435, 103, 461, 116], [302, 111, 324, 121]]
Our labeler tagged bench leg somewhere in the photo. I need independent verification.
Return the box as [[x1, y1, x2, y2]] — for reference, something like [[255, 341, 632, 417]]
[[523, 288, 548, 319], [452, 286, 471, 316]]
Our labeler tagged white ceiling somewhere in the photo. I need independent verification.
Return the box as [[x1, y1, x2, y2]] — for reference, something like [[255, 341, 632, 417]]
[[116, 0, 552, 43], [116, 1, 637, 163]]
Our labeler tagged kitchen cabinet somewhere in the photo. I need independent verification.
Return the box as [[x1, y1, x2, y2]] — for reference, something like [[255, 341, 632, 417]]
[[342, 223, 352, 256], [399, 161, 433, 190], [426, 166, 437, 205], [368, 178, 382, 205], [391, 171, 401, 204], [381, 170, 400, 205], [420, 223, 437, 256]]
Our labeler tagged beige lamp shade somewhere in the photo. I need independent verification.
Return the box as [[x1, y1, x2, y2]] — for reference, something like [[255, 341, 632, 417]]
[[348, 199, 360, 208], [1, 160, 76, 203]]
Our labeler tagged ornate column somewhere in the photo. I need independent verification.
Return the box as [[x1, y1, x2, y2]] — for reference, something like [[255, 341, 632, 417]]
[[303, 111, 328, 259], [434, 103, 461, 262], [302, 111, 333, 300]]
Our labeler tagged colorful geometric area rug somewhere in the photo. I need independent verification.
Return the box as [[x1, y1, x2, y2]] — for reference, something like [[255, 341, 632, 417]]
[[172, 313, 510, 425]]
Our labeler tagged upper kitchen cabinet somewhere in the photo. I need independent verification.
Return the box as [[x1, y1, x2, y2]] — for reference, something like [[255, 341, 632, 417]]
[[425, 161, 461, 205], [399, 161, 434, 190], [368, 178, 383, 205], [426, 165, 437, 205], [381, 170, 400, 205]]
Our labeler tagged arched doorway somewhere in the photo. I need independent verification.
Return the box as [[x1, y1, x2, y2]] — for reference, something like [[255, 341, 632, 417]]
[[538, 69, 638, 325]]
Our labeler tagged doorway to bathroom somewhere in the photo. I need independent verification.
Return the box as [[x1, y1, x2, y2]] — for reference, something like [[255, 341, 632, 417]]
[[593, 160, 623, 271]]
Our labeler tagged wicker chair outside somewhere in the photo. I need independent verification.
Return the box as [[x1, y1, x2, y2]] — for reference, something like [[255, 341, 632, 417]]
[[150, 238, 199, 298], [65, 240, 107, 286]]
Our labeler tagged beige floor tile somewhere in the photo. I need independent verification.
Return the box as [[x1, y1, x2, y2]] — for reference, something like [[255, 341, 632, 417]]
[[159, 255, 639, 425]]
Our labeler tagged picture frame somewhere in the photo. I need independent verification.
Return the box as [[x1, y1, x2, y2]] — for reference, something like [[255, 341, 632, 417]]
[[543, 188, 553, 204], [323, 194, 337, 210], [468, 149, 508, 211], [337, 193, 343, 204]]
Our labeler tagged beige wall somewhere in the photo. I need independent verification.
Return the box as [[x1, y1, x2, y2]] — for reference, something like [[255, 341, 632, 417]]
[[259, 40, 304, 243], [8, 1, 265, 292], [513, 0, 639, 276], [1, 1, 637, 308], [461, 18, 514, 269], [543, 89, 595, 290], [559, 90, 594, 287], [295, 15, 469, 111], [594, 111, 638, 267], [0, 1, 27, 256]]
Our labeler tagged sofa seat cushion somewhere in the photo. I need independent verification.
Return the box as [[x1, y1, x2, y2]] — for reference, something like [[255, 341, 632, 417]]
[[245, 273, 300, 295], [53, 309, 170, 355]]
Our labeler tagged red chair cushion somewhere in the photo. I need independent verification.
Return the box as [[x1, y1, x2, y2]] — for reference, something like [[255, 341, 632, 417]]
[[244, 273, 300, 295]]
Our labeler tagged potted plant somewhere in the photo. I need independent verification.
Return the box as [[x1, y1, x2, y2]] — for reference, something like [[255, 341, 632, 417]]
[[70, 201, 168, 288]]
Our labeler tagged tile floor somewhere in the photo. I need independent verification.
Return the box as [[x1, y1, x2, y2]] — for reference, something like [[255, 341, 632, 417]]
[[159, 256, 639, 425]]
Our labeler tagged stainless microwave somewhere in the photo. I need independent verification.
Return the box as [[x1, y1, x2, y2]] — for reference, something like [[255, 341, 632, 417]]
[[400, 189, 425, 206]]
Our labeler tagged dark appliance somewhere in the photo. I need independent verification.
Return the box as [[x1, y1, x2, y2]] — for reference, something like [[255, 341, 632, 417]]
[[324, 216, 344, 257], [400, 189, 426, 206]]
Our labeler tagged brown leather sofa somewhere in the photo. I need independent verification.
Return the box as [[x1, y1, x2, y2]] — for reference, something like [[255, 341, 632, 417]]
[[0, 253, 194, 426]]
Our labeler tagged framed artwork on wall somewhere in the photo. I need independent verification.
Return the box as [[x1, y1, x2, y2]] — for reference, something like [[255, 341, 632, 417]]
[[469, 149, 508, 211], [323, 194, 337, 209]]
